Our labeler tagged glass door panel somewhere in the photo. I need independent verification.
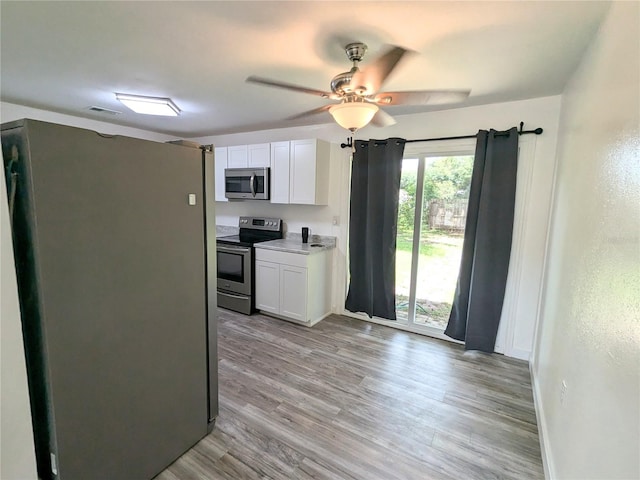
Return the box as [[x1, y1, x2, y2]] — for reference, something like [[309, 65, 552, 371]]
[[414, 155, 473, 330], [396, 154, 473, 333]]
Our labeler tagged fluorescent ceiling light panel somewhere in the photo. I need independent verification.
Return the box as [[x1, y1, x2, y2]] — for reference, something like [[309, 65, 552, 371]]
[[115, 93, 180, 116]]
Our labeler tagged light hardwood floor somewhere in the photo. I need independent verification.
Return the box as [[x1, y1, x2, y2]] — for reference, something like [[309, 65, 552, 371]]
[[155, 309, 543, 479]]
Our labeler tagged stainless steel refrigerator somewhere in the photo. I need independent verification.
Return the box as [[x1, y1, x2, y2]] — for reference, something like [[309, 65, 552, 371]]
[[2, 119, 218, 480]]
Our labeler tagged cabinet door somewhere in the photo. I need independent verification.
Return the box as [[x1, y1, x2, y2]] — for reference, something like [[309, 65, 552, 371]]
[[280, 265, 307, 322], [214, 147, 228, 202], [289, 139, 317, 205], [248, 143, 270, 167], [255, 260, 280, 314], [228, 145, 248, 168], [270, 141, 290, 204]]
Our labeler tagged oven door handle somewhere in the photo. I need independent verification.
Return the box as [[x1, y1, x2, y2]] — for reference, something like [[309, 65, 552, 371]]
[[250, 173, 256, 197], [218, 291, 250, 300], [217, 245, 250, 254]]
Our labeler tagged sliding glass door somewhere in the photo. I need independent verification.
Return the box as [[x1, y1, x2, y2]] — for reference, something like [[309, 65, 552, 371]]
[[396, 153, 474, 335]]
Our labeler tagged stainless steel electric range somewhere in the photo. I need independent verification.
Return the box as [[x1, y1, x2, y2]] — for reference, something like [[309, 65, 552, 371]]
[[216, 216, 283, 314]]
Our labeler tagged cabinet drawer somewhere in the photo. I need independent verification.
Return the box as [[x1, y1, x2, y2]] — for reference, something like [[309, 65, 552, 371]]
[[255, 248, 308, 268]]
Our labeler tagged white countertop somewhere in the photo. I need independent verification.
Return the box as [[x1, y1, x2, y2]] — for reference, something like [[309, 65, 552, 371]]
[[215, 225, 239, 237], [256, 237, 336, 255]]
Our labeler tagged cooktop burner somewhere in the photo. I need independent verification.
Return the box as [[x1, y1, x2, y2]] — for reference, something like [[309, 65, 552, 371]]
[[216, 216, 283, 247]]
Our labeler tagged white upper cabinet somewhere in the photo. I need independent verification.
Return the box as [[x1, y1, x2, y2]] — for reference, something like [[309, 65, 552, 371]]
[[227, 145, 248, 168], [214, 147, 228, 202], [270, 141, 290, 204], [220, 139, 330, 205], [270, 139, 330, 205], [289, 139, 330, 205], [248, 143, 271, 167], [227, 144, 271, 169]]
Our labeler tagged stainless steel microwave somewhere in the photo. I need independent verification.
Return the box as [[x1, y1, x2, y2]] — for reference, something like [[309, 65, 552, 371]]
[[224, 167, 270, 200]]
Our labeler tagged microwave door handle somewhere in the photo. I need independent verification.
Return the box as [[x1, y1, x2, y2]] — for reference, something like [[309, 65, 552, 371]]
[[250, 173, 256, 197]]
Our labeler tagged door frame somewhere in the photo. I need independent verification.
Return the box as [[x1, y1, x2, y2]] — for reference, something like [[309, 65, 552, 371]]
[[340, 138, 476, 343], [338, 135, 540, 359]]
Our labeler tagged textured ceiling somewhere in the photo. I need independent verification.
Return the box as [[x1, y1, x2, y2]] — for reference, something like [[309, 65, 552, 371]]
[[0, 1, 609, 137]]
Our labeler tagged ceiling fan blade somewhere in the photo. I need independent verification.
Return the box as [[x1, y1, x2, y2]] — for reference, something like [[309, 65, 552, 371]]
[[350, 45, 410, 95], [370, 109, 396, 127], [285, 104, 333, 121], [246, 75, 338, 99], [371, 90, 471, 106]]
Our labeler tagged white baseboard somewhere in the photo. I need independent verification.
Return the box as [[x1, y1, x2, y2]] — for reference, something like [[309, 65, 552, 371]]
[[508, 347, 531, 362], [258, 310, 330, 327], [530, 365, 555, 480]]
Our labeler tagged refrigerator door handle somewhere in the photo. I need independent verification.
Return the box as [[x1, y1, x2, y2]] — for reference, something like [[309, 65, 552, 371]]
[[8, 172, 18, 221]]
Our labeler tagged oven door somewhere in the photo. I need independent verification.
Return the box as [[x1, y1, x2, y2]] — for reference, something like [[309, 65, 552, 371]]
[[216, 244, 252, 296]]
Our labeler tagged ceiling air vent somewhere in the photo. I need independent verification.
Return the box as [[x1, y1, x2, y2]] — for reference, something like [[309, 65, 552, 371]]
[[87, 106, 121, 115]]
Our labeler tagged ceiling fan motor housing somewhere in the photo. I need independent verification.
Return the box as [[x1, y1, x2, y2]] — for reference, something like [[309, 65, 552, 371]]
[[345, 42, 367, 62], [331, 71, 355, 95], [331, 42, 370, 96]]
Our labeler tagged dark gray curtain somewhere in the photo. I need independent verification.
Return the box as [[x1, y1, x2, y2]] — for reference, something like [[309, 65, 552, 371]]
[[345, 138, 405, 320], [445, 128, 519, 352]]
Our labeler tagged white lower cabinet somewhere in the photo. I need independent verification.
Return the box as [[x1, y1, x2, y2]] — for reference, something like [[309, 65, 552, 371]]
[[255, 260, 280, 314], [255, 248, 331, 326], [280, 265, 307, 322]]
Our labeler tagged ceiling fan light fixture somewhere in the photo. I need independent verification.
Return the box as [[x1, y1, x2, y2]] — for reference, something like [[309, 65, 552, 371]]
[[329, 102, 379, 132], [115, 93, 180, 116]]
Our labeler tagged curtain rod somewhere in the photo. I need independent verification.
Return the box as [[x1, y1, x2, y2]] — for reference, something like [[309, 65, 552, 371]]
[[340, 121, 543, 149]]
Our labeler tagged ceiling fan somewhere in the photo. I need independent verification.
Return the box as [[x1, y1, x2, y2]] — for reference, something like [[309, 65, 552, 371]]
[[246, 42, 471, 133]]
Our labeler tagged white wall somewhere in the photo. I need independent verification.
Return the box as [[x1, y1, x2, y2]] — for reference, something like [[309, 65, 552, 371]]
[[0, 104, 178, 479], [196, 95, 562, 359], [532, 2, 639, 479]]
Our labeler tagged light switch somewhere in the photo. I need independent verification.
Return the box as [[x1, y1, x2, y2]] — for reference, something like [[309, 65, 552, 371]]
[[188, 194, 196, 205]]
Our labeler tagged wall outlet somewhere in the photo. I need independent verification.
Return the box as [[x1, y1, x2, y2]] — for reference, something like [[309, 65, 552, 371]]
[[560, 380, 568, 405], [332, 216, 340, 226]]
